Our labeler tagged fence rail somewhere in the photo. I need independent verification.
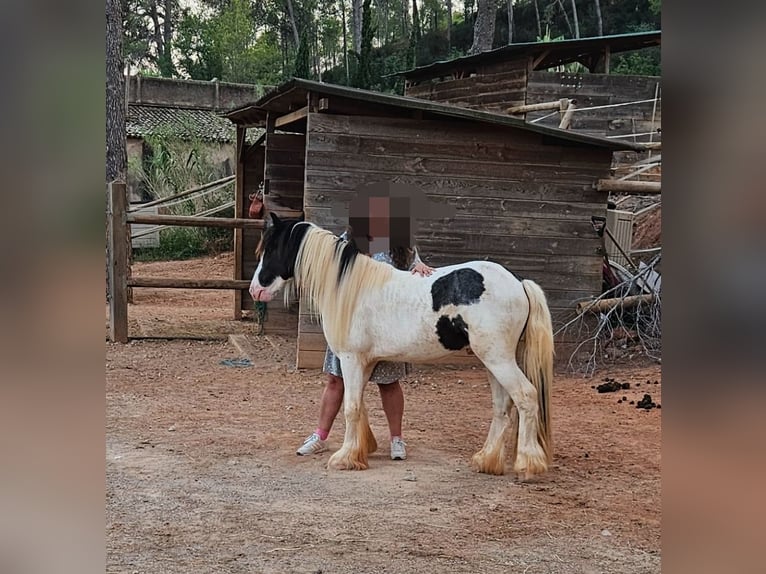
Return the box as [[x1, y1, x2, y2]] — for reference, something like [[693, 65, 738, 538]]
[[127, 212, 264, 229], [107, 181, 263, 343]]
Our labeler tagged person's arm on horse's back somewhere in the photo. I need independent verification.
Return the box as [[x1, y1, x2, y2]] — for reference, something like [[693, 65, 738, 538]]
[[409, 245, 434, 276]]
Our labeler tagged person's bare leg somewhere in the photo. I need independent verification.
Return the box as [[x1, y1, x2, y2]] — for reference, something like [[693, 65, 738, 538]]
[[378, 380, 404, 439], [317, 374, 344, 436]]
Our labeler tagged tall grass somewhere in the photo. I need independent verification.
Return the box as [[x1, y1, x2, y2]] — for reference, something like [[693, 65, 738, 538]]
[[129, 126, 235, 261]]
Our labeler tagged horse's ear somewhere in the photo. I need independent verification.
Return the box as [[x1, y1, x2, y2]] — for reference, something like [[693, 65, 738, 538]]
[[270, 212, 282, 227]]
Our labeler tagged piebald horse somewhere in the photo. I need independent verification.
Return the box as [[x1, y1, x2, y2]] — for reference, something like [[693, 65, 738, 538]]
[[250, 214, 554, 479]]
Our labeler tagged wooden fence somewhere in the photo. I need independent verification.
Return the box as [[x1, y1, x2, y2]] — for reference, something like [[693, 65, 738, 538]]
[[106, 181, 264, 343]]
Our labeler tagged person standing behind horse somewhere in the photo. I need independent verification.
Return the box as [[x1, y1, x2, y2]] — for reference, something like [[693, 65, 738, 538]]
[[296, 196, 434, 460]]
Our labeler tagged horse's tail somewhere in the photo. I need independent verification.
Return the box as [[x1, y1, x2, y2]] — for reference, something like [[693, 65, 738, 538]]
[[518, 279, 554, 464]]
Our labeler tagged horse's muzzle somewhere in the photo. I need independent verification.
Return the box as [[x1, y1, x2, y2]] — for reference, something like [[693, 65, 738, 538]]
[[250, 286, 273, 302]]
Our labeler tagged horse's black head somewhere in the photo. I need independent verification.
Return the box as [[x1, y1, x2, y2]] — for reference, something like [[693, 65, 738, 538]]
[[249, 212, 308, 302]]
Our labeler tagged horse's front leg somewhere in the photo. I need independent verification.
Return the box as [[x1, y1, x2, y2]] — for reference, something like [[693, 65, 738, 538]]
[[328, 355, 374, 471]]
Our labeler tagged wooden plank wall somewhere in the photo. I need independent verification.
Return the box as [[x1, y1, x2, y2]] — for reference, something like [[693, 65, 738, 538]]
[[238, 138, 300, 334], [526, 72, 662, 156], [404, 60, 527, 113], [264, 133, 306, 218], [298, 112, 613, 368]]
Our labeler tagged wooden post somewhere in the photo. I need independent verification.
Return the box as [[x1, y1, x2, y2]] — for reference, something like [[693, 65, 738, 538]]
[[559, 100, 576, 130], [557, 98, 569, 126], [233, 126, 245, 320], [107, 182, 129, 343]]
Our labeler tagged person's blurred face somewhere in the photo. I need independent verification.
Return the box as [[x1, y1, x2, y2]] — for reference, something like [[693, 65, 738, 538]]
[[368, 196, 390, 238]]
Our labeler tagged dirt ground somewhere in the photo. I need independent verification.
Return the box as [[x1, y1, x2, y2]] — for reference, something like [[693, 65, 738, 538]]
[[106, 254, 661, 574]]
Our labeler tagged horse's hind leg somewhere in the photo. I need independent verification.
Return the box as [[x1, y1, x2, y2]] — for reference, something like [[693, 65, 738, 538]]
[[471, 373, 512, 475], [479, 357, 548, 480]]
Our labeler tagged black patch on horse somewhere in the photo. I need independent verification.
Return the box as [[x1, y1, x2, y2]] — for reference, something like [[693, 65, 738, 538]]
[[435, 314, 470, 350], [431, 269, 486, 312], [257, 219, 310, 287], [335, 236, 359, 285]]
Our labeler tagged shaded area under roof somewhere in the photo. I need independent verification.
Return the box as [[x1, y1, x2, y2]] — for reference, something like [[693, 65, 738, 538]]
[[225, 77, 644, 152], [394, 30, 661, 80]]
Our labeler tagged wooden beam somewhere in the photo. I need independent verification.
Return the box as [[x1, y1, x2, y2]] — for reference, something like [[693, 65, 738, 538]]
[[128, 277, 252, 290], [107, 182, 129, 343], [506, 100, 565, 114], [596, 179, 661, 194], [530, 49, 551, 71], [577, 294, 656, 315], [275, 106, 308, 128], [127, 213, 265, 229]]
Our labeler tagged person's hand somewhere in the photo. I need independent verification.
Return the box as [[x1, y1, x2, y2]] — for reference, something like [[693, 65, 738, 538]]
[[411, 262, 434, 276]]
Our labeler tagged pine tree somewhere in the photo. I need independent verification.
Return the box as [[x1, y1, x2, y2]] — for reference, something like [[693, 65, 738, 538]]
[[353, 0, 375, 88], [294, 29, 311, 79]]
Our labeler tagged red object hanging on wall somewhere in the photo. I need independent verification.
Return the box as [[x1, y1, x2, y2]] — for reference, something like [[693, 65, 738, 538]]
[[248, 192, 264, 219]]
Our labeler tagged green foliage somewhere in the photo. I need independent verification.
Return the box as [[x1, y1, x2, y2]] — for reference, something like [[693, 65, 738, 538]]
[[612, 48, 660, 76], [176, 0, 285, 84], [611, 20, 661, 76], [122, 0, 661, 104], [130, 129, 235, 261]]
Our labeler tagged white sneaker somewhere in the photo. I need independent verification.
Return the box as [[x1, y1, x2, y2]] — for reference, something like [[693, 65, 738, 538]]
[[296, 432, 327, 456], [390, 437, 407, 460]]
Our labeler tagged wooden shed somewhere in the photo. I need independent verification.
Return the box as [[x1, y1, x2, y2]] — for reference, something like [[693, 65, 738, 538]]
[[226, 78, 642, 368], [398, 31, 661, 144]]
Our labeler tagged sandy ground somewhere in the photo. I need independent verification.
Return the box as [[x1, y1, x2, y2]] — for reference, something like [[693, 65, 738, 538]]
[[106, 254, 661, 573]]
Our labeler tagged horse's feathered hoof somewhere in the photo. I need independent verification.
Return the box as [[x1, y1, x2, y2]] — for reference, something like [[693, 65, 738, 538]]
[[471, 451, 506, 476], [328, 450, 369, 471]]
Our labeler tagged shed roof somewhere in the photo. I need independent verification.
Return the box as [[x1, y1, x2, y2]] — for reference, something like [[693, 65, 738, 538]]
[[127, 104, 265, 145], [396, 30, 661, 80], [126, 104, 240, 142], [225, 78, 644, 151]]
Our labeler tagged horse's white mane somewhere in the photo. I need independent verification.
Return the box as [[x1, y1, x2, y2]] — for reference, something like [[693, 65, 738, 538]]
[[294, 225, 393, 350]]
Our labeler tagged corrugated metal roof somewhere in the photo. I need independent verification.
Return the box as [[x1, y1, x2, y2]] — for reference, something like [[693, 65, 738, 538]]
[[395, 31, 661, 80], [226, 78, 645, 151]]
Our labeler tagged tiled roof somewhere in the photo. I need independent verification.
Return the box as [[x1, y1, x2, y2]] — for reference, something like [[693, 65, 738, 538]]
[[126, 104, 246, 143]]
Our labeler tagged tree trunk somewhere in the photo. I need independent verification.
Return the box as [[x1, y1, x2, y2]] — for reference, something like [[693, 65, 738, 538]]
[[106, 0, 126, 183], [506, 0, 513, 44], [149, 0, 164, 67], [411, 0, 421, 41], [352, 0, 363, 54], [382, 0, 389, 43], [341, 0, 350, 83], [285, 0, 300, 46], [402, 0, 409, 37], [556, 0, 573, 37], [160, 0, 174, 76], [469, 0, 497, 55], [570, 0, 580, 38], [533, 0, 541, 38], [593, 0, 603, 36], [445, 0, 453, 49]]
